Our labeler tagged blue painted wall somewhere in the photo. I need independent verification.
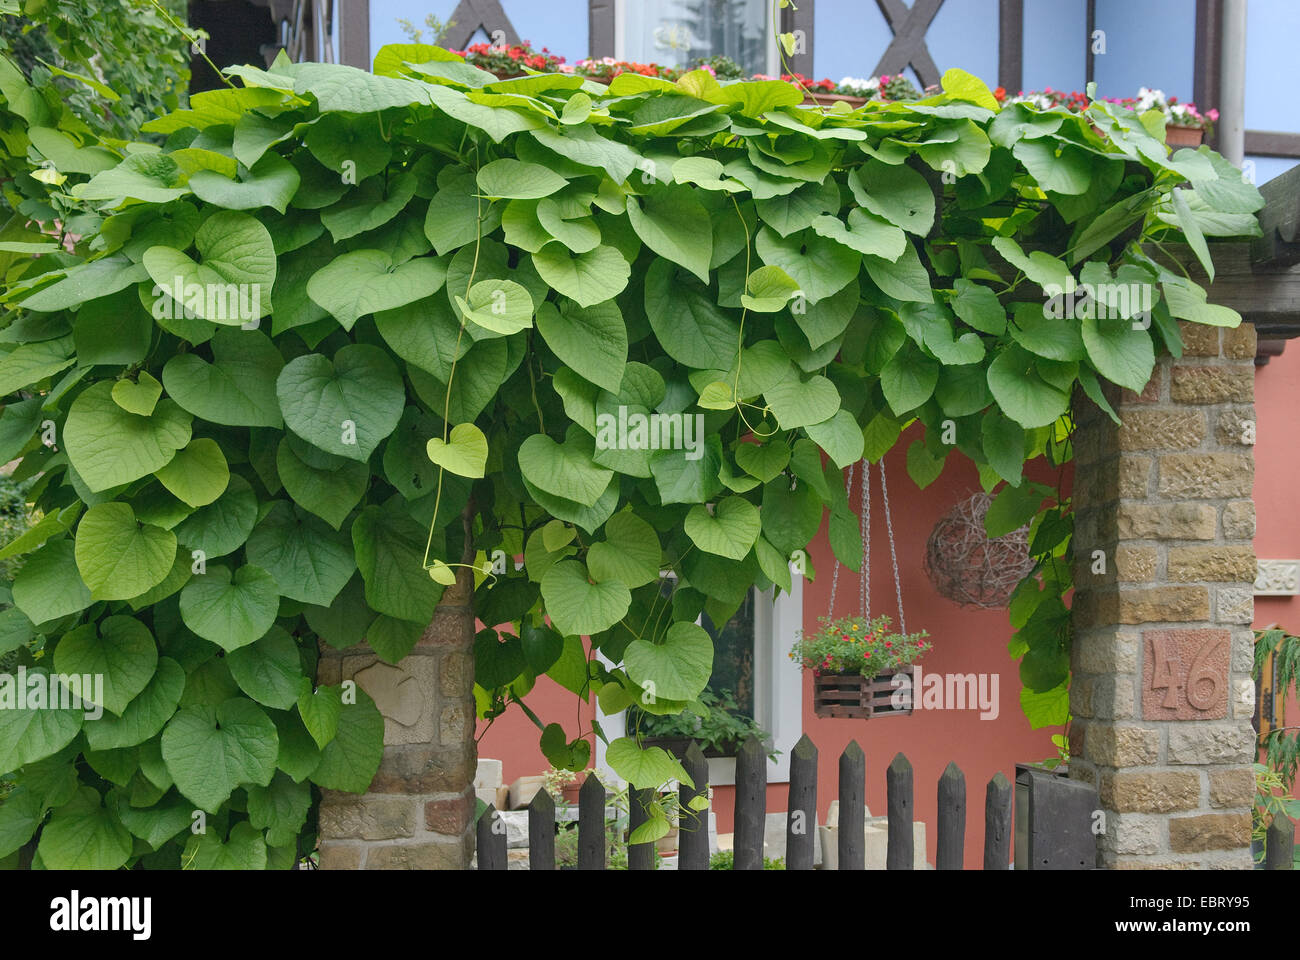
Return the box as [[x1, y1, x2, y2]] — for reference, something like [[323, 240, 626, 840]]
[[1020, 0, 1086, 94], [368, 0, 587, 63], [1092, 0, 1193, 101], [1245, 0, 1300, 185]]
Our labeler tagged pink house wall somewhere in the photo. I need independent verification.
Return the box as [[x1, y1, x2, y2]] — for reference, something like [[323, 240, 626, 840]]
[[478, 346, 1300, 865], [1251, 346, 1300, 851]]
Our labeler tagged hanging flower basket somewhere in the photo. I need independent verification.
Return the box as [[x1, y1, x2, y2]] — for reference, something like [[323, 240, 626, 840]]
[[793, 457, 930, 719], [813, 667, 914, 719]]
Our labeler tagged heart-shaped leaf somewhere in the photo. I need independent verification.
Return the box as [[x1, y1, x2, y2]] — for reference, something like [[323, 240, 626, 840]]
[[476, 158, 568, 199], [154, 438, 230, 508], [65, 382, 193, 492], [52, 616, 159, 717], [74, 502, 176, 601], [276, 344, 405, 461], [307, 249, 447, 330], [161, 328, 285, 428], [226, 627, 304, 710], [178, 564, 280, 652], [161, 698, 279, 812], [587, 510, 660, 588], [188, 151, 301, 213], [245, 501, 356, 606], [531, 243, 630, 307], [624, 621, 714, 702], [684, 496, 761, 560], [540, 560, 631, 637], [534, 299, 627, 394], [83, 658, 186, 751], [142, 210, 275, 324], [741, 264, 800, 312], [454, 278, 534, 335], [110, 371, 162, 416], [181, 820, 269, 869], [426, 422, 488, 478], [518, 433, 614, 508], [606, 738, 693, 790]]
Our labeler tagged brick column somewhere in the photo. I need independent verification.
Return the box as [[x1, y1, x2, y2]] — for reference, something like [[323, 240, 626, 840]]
[[315, 566, 478, 869], [1071, 322, 1258, 869]]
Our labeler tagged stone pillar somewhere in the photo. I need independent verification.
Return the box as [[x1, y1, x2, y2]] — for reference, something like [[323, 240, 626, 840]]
[[315, 565, 477, 869], [1071, 321, 1258, 869]]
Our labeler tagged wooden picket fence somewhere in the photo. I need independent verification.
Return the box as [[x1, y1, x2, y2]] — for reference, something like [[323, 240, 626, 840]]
[[476, 733, 1012, 870], [476, 733, 1299, 870]]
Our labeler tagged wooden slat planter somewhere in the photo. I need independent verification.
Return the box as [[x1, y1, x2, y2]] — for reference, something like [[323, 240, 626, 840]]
[[813, 667, 913, 719]]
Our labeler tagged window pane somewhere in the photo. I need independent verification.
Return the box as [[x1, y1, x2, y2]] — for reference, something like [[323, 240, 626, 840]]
[[701, 590, 755, 719], [622, 0, 769, 75]]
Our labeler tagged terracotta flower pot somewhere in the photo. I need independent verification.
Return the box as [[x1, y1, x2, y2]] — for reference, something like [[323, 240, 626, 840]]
[[561, 773, 585, 805], [1166, 124, 1205, 147]]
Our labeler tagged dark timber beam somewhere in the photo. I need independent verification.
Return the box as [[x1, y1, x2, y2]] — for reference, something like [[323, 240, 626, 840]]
[[872, 0, 943, 89], [997, 0, 1023, 94], [437, 0, 520, 50]]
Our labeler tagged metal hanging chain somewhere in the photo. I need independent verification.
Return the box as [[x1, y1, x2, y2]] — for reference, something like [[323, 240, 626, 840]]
[[879, 456, 906, 635], [860, 458, 871, 620], [827, 459, 854, 619]]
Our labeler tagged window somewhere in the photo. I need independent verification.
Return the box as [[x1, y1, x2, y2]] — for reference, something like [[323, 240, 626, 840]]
[[595, 578, 803, 785], [614, 0, 778, 76]]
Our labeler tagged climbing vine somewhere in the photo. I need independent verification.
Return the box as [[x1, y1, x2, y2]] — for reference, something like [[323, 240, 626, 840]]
[[0, 38, 1262, 866]]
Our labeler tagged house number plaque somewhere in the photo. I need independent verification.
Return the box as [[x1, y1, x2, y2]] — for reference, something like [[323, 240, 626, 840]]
[[1141, 629, 1230, 720]]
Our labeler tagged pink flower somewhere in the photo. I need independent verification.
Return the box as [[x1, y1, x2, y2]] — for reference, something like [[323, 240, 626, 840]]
[[1207, 108, 1219, 122]]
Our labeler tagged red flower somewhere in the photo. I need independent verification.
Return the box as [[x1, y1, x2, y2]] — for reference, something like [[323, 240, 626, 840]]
[[993, 86, 1006, 101], [884, 641, 893, 648]]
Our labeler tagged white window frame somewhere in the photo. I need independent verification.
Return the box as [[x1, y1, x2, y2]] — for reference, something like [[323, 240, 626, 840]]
[[594, 575, 804, 786], [612, 0, 779, 77]]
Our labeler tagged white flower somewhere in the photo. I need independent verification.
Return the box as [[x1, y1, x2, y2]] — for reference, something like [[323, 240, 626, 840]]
[[839, 75, 879, 91], [1136, 86, 1167, 111]]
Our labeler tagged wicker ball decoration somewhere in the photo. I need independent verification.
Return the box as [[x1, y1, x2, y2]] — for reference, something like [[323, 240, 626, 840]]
[[923, 492, 1037, 608]]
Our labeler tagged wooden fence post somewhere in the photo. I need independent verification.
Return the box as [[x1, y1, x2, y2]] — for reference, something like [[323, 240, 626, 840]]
[[577, 773, 605, 870], [476, 804, 507, 870], [786, 734, 817, 870], [678, 742, 709, 870], [983, 772, 1012, 870], [628, 787, 655, 871], [1265, 817, 1295, 869], [838, 740, 866, 870], [936, 762, 965, 870], [886, 752, 914, 870], [528, 789, 555, 870], [734, 734, 767, 869]]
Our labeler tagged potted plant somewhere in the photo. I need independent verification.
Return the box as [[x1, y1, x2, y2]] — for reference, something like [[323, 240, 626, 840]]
[[542, 766, 583, 806], [632, 689, 778, 759], [791, 614, 930, 719], [449, 40, 566, 80]]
